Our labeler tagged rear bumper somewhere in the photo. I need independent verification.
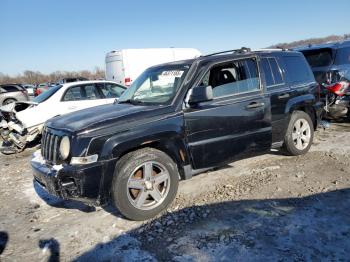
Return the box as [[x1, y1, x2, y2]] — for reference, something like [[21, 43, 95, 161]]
[[31, 151, 114, 206]]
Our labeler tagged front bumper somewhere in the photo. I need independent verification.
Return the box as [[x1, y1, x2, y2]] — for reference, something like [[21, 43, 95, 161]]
[[31, 151, 111, 205]]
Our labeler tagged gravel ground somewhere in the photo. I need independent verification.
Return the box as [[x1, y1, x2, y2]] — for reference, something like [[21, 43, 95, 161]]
[[0, 122, 350, 261]]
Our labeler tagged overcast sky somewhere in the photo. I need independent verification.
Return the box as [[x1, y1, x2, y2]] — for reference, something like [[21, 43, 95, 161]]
[[1, 0, 349, 75]]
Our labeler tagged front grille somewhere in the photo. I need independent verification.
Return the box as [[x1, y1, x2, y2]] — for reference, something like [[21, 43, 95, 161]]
[[41, 128, 61, 163]]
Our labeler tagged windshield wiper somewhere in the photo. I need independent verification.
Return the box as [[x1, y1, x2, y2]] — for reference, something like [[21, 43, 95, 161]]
[[118, 99, 145, 105]]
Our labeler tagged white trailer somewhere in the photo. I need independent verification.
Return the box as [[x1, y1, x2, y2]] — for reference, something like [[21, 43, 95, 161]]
[[105, 48, 201, 86]]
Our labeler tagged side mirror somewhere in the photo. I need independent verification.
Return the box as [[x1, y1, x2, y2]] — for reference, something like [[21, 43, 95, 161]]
[[188, 85, 213, 105]]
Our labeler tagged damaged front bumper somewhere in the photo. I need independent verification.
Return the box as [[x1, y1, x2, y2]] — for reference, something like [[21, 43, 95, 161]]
[[31, 150, 110, 206]]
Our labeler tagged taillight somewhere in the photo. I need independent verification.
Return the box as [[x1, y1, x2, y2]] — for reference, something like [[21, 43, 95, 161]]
[[326, 81, 349, 96], [125, 77, 132, 86]]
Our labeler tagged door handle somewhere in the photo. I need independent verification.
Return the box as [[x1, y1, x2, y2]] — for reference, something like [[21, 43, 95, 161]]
[[278, 93, 290, 99], [246, 102, 265, 109], [68, 106, 77, 110]]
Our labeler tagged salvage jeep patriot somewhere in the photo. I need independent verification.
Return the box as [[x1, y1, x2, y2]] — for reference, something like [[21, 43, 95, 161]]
[[31, 48, 322, 220]]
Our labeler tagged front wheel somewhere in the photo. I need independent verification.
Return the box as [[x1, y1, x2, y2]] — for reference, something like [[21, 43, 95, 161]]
[[283, 111, 314, 156], [111, 148, 179, 221]]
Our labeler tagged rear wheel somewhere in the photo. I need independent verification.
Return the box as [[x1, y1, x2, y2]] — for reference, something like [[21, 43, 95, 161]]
[[111, 148, 179, 221], [2, 98, 16, 106], [283, 111, 314, 156]]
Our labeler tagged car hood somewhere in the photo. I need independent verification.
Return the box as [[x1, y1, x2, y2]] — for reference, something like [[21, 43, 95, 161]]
[[46, 103, 172, 134]]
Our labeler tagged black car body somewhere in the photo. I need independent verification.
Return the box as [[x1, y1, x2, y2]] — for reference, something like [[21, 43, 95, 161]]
[[31, 48, 322, 220]]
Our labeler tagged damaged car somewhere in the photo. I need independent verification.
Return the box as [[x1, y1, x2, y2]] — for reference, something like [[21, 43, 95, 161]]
[[0, 80, 126, 154], [31, 48, 323, 220]]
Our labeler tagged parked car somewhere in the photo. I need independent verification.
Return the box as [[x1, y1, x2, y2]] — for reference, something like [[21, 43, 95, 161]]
[[31, 48, 322, 220], [0, 80, 126, 154], [0, 84, 29, 106], [105, 48, 201, 86], [22, 84, 35, 96], [57, 77, 89, 84], [34, 83, 50, 97], [297, 40, 350, 120]]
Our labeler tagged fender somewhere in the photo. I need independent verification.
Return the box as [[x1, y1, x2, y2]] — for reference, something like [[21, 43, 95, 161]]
[[285, 93, 317, 114], [98, 112, 192, 184], [96, 114, 192, 200], [285, 93, 319, 129]]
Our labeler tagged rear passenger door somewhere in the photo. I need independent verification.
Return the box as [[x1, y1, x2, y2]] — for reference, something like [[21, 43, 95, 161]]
[[184, 57, 272, 169], [260, 56, 290, 143]]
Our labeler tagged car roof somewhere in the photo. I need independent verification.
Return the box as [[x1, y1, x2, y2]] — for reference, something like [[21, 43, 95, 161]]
[[295, 40, 350, 51], [148, 49, 300, 70], [61, 80, 126, 88]]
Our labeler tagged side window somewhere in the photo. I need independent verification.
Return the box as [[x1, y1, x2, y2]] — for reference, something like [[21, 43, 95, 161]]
[[63, 86, 83, 101], [261, 58, 284, 88], [261, 58, 274, 86], [82, 84, 101, 100], [284, 56, 313, 84], [200, 58, 260, 98], [268, 58, 284, 85], [2, 85, 19, 92], [99, 83, 125, 98]]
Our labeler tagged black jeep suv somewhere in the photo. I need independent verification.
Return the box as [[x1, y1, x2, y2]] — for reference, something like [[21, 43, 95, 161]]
[[31, 48, 322, 220]]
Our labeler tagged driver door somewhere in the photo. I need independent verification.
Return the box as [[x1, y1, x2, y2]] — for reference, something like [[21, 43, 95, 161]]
[[184, 58, 272, 169]]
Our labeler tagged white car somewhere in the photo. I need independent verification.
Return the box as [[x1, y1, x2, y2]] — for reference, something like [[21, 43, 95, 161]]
[[22, 84, 35, 96], [0, 80, 126, 153]]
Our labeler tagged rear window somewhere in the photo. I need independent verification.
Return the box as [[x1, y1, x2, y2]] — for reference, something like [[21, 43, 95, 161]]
[[33, 85, 62, 103], [334, 47, 350, 65], [284, 56, 313, 84], [301, 48, 333, 67], [261, 58, 284, 87]]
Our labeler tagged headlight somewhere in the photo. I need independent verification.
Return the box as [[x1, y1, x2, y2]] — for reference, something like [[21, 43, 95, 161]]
[[59, 136, 70, 160]]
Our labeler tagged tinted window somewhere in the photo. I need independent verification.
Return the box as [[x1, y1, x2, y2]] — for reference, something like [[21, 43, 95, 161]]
[[99, 83, 125, 98], [269, 58, 284, 85], [201, 58, 260, 98], [284, 56, 313, 84], [1, 85, 20, 92], [301, 48, 333, 67], [261, 58, 285, 88], [334, 47, 350, 65], [63, 86, 83, 101], [261, 59, 274, 86]]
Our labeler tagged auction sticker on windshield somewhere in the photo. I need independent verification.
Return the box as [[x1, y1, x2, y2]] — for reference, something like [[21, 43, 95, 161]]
[[161, 71, 184, 77]]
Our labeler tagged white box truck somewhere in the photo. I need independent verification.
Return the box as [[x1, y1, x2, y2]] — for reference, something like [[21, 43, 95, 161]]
[[105, 48, 201, 86]]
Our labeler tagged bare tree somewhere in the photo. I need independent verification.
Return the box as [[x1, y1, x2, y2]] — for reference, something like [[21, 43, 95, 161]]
[[269, 33, 350, 49], [0, 68, 106, 85]]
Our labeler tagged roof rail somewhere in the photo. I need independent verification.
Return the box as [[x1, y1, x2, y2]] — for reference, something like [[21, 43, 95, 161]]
[[203, 47, 251, 57], [254, 47, 289, 52]]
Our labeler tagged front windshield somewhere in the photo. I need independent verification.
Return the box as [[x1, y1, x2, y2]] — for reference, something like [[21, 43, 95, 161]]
[[33, 85, 62, 103], [118, 64, 190, 105]]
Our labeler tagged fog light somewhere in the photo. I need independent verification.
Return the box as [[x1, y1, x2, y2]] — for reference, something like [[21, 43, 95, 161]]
[[70, 154, 98, 165]]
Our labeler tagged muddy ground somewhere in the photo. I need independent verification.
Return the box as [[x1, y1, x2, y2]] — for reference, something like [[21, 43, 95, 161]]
[[0, 122, 350, 261]]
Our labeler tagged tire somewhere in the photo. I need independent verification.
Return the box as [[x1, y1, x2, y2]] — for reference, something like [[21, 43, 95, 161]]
[[283, 110, 314, 156], [2, 98, 16, 106], [111, 148, 179, 221]]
